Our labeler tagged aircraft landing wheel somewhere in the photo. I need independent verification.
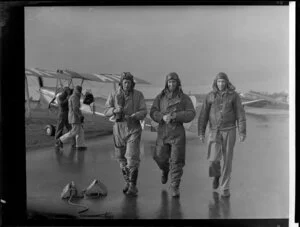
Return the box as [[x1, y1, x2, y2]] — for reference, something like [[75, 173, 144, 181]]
[[45, 124, 56, 136]]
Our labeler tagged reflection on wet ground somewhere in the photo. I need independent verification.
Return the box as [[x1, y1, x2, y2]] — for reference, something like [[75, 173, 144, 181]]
[[119, 196, 139, 219], [27, 111, 289, 219], [208, 192, 231, 219], [155, 190, 183, 219], [55, 148, 85, 173]]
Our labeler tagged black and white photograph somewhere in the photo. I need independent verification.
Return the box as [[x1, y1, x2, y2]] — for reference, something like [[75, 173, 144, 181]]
[[1, 2, 296, 225]]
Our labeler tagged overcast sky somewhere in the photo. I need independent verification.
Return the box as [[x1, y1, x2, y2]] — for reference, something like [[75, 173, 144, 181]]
[[25, 6, 289, 95]]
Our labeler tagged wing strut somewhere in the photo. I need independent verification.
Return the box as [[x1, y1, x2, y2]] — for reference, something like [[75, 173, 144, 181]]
[[48, 78, 60, 109], [59, 78, 63, 88], [68, 79, 73, 88]]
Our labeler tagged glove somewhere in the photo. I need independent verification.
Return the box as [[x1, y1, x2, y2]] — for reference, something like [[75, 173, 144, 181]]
[[130, 113, 137, 119], [113, 106, 123, 114], [163, 114, 172, 124], [80, 116, 84, 123]]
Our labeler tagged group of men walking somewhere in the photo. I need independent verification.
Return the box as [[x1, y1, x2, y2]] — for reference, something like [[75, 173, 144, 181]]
[[104, 71, 246, 198]]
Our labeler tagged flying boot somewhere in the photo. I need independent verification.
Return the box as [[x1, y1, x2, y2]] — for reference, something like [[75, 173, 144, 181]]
[[121, 166, 130, 193], [170, 182, 180, 198], [126, 167, 139, 196], [161, 169, 169, 184]]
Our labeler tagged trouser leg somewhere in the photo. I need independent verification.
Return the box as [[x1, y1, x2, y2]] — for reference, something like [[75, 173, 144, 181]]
[[112, 123, 127, 167], [208, 133, 223, 178], [169, 143, 186, 188], [76, 124, 86, 148], [65, 120, 71, 131], [112, 123, 130, 193], [55, 115, 65, 140], [125, 132, 142, 196], [125, 132, 141, 169], [65, 120, 76, 147], [115, 144, 129, 193], [153, 143, 171, 173], [219, 129, 236, 192], [209, 161, 221, 177], [60, 124, 80, 144]]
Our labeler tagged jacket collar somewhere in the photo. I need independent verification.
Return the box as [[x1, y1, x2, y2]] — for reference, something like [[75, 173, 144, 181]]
[[161, 87, 183, 99], [117, 86, 134, 97]]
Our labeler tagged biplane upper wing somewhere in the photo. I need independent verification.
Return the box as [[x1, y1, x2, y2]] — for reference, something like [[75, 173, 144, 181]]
[[25, 68, 71, 80], [65, 69, 151, 84], [25, 68, 151, 85], [67, 70, 150, 84]]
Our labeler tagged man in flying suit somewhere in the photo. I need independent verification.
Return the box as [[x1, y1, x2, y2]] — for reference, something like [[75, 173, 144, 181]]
[[150, 72, 196, 197], [104, 72, 147, 196]]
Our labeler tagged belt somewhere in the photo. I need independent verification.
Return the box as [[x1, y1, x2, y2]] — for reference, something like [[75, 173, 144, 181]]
[[210, 125, 236, 131]]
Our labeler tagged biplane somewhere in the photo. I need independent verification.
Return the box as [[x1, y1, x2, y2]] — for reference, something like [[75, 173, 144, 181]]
[[25, 68, 150, 136]]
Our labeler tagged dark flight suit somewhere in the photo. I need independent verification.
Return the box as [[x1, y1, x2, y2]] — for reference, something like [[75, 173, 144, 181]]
[[150, 88, 196, 189], [55, 92, 71, 139]]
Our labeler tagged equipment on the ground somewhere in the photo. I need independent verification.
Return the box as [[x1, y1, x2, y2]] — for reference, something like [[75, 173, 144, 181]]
[[82, 179, 108, 198], [61, 181, 88, 214], [60, 180, 112, 218], [61, 181, 83, 199]]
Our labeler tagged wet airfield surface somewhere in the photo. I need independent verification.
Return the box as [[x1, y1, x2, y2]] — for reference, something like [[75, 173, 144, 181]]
[[26, 110, 289, 219]]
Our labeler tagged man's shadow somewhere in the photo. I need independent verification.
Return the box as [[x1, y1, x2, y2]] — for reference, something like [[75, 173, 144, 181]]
[[55, 148, 85, 173], [208, 192, 231, 219]]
